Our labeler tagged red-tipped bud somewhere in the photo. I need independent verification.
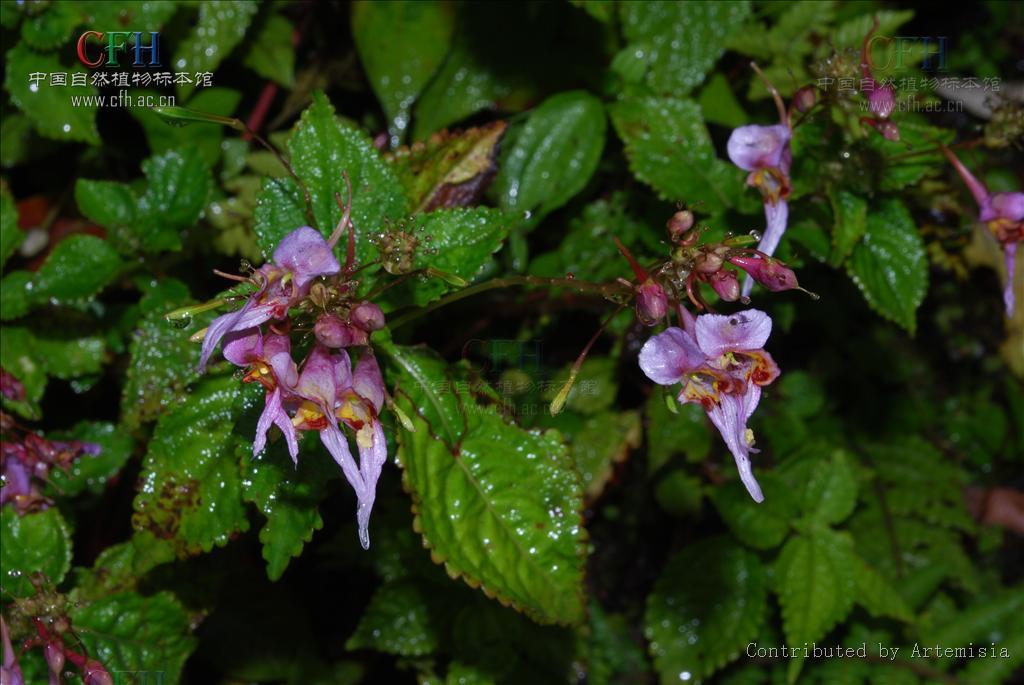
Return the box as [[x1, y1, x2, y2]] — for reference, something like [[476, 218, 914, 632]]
[[729, 255, 800, 292], [793, 86, 817, 113], [667, 210, 695, 241], [878, 119, 900, 141], [636, 280, 668, 326], [82, 660, 113, 685], [314, 314, 359, 348], [351, 302, 385, 332], [709, 270, 741, 302], [44, 642, 65, 679], [694, 248, 726, 274], [868, 84, 896, 119]]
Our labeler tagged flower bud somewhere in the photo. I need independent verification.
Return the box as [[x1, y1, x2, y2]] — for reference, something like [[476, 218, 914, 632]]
[[667, 210, 694, 241], [83, 661, 113, 685], [877, 119, 900, 141], [868, 84, 895, 119], [314, 314, 356, 348], [729, 255, 800, 292], [44, 641, 65, 680], [694, 249, 725, 274], [709, 270, 741, 302], [636, 280, 668, 326], [793, 85, 817, 113], [351, 302, 385, 332]]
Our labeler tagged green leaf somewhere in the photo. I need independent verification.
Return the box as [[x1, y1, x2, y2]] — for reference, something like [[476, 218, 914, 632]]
[[21, 1, 81, 50], [254, 92, 407, 262], [352, 0, 454, 144], [135, 148, 214, 251], [495, 91, 606, 224], [75, 179, 138, 232], [0, 326, 46, 418], [0, 507, 73, 597], [645, 537, 767, 683], [0, 183, 23, 269], [545, 357, 618, 416], [827, 188, 867, 266], [867, 121, 954, 192], [774, 528, 857, 681], [346, 578, 443, 656], [619, 1, 751, 96], [581, 602, 649, 685], [173, 0, 258, 98], [4, 42, 99, 144], [646, 393, 711, 472], [48, 421, 134, 497], [387, 344, 586, 625], [132, 375, 254, 560], [387, 120, 508, 213], [569, 411, 641, 500], [697, 73, 748, 128], [847, 199, 928, 334], [70, 591, 197, 684], [243, 12, 296, 88], [610, 95, 744, 214], [794, 450, 858, 525], [130, 87, 242, 167], [241, 435, 331, 581], [78, 1, 179, 29], [711, 472, 797, 550], [853, 556, 913, 622], [27, 234, 122, 306]]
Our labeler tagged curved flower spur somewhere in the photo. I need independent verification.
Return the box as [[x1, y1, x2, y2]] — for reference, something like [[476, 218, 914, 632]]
[[181, 174, 400, 550]]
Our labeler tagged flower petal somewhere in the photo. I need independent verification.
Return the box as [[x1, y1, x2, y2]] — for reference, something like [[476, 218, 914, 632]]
[[727, 124, 790, 172], [262, 333, 298, 388], [355, 420, 388, 550], [705, 386, 764, 503], [638, 327, 705, 386], [296, 345, 345, 408], [742, 199, 789, 297], [272, 226, 341, 289], [352, 352, 385, 413], [222, 328, 263, 367], [695, 309, 772, 358], [1005, 242, 1018, 317], [992, 192, 1024, 223], [198, 298, 273, 371]]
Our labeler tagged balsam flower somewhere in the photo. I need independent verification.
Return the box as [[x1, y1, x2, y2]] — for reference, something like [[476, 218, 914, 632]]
[[1, 616, 23, 685], [199, 227, 341, 370], [942, 146, 1024, 314], [639, 309, 779, 502]]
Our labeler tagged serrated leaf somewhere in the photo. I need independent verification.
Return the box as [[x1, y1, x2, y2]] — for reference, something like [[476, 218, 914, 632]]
[[352, 0, 454, 145], [0, 507, 72, 597], [775, 528, 857, 681], [711, 472, 797, 550], [27, 234, 122, 306], [387, 344, 586, 625], [241, 434, 331, 581], [796, 450, 858, 525], [610, 95, 744, 214], [867, 121, 955, 192], [571, 411, 641, 500], [135, 148, 214, 251], [70, 591, 196, 685], [3, 42, 99, 144], [645, 537, 767, 683], [75, 179, 138, 232], [620, 1, 751, 96], [853, 556, 913, 622], [254, 91, 407, 264], [387, 121, 508, 213], [47, 421, 134, 496], [173, 1, 258, 98], [243, 12, 296, 88], [132, 375, 255, 560], [346, 578, 443, 656], [0, 326, 45, 418], [847, 199, 927, 334], [495, 91, 606, 224], [828, 188, 867, 266], [0, 184, 23, 269]]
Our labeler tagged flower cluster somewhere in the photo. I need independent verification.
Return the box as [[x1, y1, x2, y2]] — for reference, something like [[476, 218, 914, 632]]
[[1, 410, 100, 515], [942, 146, 1024, 315], [199, 225, 389, 549], [1, 613, 112, 685]]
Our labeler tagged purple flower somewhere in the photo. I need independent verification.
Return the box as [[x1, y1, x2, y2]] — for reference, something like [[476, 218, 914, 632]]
[[199, 227, 341, 370], [942, 146, 1024, 315], [639, 309, 779, 502], [1, 616, 23, 685]]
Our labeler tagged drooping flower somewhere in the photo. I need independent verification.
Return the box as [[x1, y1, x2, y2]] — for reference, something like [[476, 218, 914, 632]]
[[198, 227, 341, 370], [942, 145, 1024, 315], [639, 309, 779, 502], [1, 615, 23, 685]]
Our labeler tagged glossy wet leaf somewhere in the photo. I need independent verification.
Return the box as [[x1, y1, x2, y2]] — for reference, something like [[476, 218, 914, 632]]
[[0, 184, 22, 269], [387, 121, 507, 212], [75, 180, 138, 236], [173, 0, 258, 98], [0, 506, 73, 597], [243, 12, 296, 87], [387, 344, 586, 625], [0, 326, 46, 418], [47, 421, 134, 497], [132, 375, 255, 561], [582, 603, 649, 685], [135, 148, 215, 251], [495, 91, 606, 225], [646, 394, 711, 472], [792, 450, 858, 525], [711, 472, 797, 550], [645, 537, 767, 683], [346, 578, 443, 656], [827, 188, 867, 266], [619, 1, 751, 96], [568, 410, 641, 500], [352, 0, 454, 145], [70, 591, 197, 685], [25, 234, 122, 306], [130, 88, 242, 167], [847, 199, 928, 334], [3, 42, 99, 144], [610, 95, 745, 214]]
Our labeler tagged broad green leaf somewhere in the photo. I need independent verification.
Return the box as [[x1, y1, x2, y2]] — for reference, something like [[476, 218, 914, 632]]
[[388, 345, 586, 625], [569, 411, 641, 500], [346, 578, 442, 656], [0, 507, 73, 597], [0, 113, 44, 168], [21, 1, 80, 50], [620, 1, 751, 96], [0, 326, 46, 418], [581, 602, 649, 685], [0, 183, 23, 269], [75, 179, 137, 232], [387, 120, 508, 212], [868, 121, 955, 192], [136, 148, 214, 250], [646, 394, 711, 472], [775, 528, 857, 681], [847, 199, 928, 334], [832, 10, 914, 51], [380, 343, 463, 446], [241, 435, 332, 581], [697, 73, 748, 128], [610, 95, 744, 214], [794, 450, 858, 525], [243, 12, 296, 88], [27, 234, 122, 306], [173, 1, 258, 98], [132, 375, 255, 560], [352, 0, 455, 145], [4, 42, 99, 144], [70, 591, 197, 684], [495, 91, 606, 224], [645, 537, 767, 683], [254, 92, 407, 263], [47, 421, 134, 497], [922, 590, 1024, 668], [853, 556, 913, 622], [827, 188, 867, 266], [129, 87, 242, 167], [711, 472, 797, 550]]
